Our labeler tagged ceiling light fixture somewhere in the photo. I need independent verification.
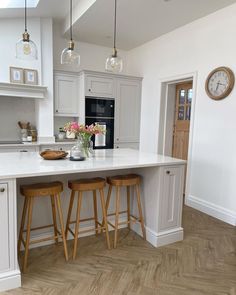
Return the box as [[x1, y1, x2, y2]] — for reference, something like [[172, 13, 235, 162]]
[[16, 0, 38, 60], [61, 0, 80, 66], [105, 0, 123, 73]]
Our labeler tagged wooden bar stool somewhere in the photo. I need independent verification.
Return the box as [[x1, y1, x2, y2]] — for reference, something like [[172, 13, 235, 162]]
[[18, 182, 68, 272], [106, 174, 146, 248], [65, 177, 110, 260]]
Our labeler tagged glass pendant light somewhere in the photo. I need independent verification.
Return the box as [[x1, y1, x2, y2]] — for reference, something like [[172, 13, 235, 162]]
[[61, 0, 80, 66], [16, 0, 38, 60], [105, 0, 123, 73]]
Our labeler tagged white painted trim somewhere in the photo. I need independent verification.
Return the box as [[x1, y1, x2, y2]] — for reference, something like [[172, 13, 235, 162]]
[[0, 270, 21, 293], [186, 195, 236, 226], [157, 71, 198, 196], [131, 222, 183, 247], [0, 82, 47, 99]]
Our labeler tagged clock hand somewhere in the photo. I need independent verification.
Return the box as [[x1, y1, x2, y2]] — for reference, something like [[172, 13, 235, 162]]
[[216, 82, 220, 91]]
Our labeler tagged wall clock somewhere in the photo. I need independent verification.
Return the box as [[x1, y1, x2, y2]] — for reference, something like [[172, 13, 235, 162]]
[[205, 66, 235, 100]]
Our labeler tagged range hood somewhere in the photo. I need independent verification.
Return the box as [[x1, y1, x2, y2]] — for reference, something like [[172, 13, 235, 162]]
[[0, 82, 47, 99]]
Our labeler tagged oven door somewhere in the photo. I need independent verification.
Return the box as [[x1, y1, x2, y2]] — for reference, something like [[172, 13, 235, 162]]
[[85, 97, 115, 118], [85, 117, 114, 149]]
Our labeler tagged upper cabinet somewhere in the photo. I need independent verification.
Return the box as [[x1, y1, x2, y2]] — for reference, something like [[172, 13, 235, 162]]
[[54, 72, 79, 117], [85, 75, 115, 98], [115, 79, 141, 143]]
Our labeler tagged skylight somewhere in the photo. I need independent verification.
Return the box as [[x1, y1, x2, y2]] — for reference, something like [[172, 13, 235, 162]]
[[0, 0, 40, 9]]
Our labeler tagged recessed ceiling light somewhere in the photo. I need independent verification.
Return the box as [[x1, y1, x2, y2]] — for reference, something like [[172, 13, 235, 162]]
[[0, 0, 40, 9]]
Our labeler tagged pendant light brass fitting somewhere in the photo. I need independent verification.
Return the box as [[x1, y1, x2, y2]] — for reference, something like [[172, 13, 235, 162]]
[[112, 47, 118, 58], [68, 40, 75, 50], [22, 31, 30, 42]]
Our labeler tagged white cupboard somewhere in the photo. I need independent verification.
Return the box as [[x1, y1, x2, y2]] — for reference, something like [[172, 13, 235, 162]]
[[85, 75, 115, 98], [54, 72, 79, 117], [0, 180, 18, 277], [158, 166, 183, 232], [115, 79, 141, 144]]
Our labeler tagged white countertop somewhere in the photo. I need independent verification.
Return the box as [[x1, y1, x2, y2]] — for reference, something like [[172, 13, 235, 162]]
[[0, 149, 186, 179], [0, 141, 76, 147]]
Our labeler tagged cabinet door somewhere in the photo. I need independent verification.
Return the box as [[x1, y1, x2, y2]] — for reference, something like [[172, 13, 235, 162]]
[[158, 166, 184, 232], [54, 74, 79, 116], [0, 183, 10, 272], [86, 75, 115, 98], [115, 79, 141, 143]]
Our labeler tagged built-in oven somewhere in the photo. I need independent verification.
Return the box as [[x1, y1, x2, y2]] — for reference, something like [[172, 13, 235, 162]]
[[85, 97, 115, 149]]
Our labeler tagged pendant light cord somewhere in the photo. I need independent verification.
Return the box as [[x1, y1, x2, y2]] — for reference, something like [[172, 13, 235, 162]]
[[70, 0, 73, 41], [25, 0, 27, 32], [113, 0, 117, 50]]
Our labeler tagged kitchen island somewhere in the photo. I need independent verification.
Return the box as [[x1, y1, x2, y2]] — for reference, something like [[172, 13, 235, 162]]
[[0, 149, 186, 292]]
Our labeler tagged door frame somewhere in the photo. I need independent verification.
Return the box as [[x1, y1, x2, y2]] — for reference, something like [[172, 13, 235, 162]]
[[157, 71, 198, 197]]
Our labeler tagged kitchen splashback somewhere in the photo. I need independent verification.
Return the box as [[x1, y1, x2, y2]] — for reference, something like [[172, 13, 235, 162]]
[[0, 96, 36, 141]]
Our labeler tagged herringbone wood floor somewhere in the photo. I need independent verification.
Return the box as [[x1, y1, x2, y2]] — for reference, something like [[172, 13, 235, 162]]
[[3, 206, 236, 295]]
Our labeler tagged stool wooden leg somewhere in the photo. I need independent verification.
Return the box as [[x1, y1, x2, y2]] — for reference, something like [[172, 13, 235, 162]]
[[135, 184, 146, 240], [73, 192, 83, 260], [127, 186, 131, 230], [99, 189, 111, 250], [50, 195, 58, 244], [102, 184, 112, 228], [23, 197, 34, 273], [114, 186, 120, 249], [93, 190, 98, 235], [18, 197, 28, 256], [55, 194, 68, 261], [65, 190, 75, 239]]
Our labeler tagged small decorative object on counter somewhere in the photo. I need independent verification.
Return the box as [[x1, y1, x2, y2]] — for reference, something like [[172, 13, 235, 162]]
[[64, 122, 105, 159], [57, 127, 66, 140], [30, 129, 37, 142], [18, 121, 30, 142], [64, 122, 76, 139]]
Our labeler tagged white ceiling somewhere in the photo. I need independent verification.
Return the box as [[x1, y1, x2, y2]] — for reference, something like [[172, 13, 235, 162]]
[[0, 0, 80, 20], [71, 0, 236, 50], [1, 0, 236, 50]]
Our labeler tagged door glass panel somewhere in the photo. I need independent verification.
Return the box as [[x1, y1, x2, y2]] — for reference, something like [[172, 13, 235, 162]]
[[179, 89, 185, 104], [187, 89, 193, 103], [186, 106, 191, 120], [178, 106, 185, 120]]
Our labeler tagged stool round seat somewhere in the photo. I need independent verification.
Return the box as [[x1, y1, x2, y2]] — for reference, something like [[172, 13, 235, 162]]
[[107, 174, 141, 187], [68, 178, 106, 191], [20, 181, 63, 197]]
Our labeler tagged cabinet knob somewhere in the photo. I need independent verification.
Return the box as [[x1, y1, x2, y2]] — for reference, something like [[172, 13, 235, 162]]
[[166, 170, 170, 175], [89, 89, 91, 92], [20, 150, 28, 152], [116, 146, 119, 149], [56, 110, 58, 113], [116, 138, 119, 141], [0, 188, 5, 193]]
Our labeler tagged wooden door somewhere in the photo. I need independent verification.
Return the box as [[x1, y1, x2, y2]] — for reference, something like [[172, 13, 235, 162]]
[[172, 82, 192, 160]]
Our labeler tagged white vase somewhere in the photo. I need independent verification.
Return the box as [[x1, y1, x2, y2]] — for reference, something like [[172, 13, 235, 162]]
[[66, 131, 75, 139]]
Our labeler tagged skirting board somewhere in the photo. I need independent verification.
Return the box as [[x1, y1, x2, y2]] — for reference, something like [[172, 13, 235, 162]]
[[131, 222, 184, 247], [186, 195, 236, 226], [0, 270, 21, 293]]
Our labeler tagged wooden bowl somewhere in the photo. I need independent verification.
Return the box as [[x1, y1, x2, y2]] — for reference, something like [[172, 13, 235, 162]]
[[40, 150, 68, 160]]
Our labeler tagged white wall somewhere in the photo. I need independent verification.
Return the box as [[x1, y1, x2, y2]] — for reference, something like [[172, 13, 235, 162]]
[[126, 3, 236, 225], [0, 18, 54, 141]]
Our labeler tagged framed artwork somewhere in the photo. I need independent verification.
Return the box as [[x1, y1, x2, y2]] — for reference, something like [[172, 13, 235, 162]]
[[24, 69, 38, 85], [10, 67, 24, 84]]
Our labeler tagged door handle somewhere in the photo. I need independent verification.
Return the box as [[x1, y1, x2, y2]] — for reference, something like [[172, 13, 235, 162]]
[[0, 188, 5, 193]]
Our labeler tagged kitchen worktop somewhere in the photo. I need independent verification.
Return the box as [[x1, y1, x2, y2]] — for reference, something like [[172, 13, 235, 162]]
[[0, 140, 76, 147], [0, 148, 186, 179]]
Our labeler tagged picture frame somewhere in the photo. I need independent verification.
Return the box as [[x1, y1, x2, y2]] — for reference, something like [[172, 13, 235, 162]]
[[24, 68, 38, 85], [10, 67, 24, 84]]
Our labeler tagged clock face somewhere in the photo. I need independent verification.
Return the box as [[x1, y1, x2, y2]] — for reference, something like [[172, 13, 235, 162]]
[[205, 67, 235, 100]]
